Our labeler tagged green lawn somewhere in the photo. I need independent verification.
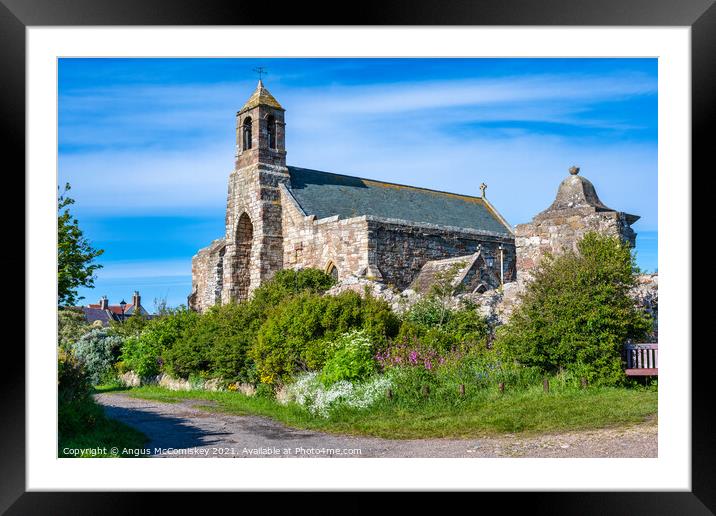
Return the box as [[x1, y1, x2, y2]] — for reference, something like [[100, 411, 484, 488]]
[[123, 383, 657, 439], [58, 393, 148, 458]]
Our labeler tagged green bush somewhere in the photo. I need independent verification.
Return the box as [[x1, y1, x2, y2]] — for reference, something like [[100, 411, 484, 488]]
[[163, 324, 212, 379], [121, 307, 198, 378], [120, 335, 162, 378], [58, 392, 103, 438], [58, 308, 92, 351], [204, 302, 263, 383], [319, 330, 376, 386], [398, 299, 489, 354], [108, 311, 149, 338], [163, 268, 337, 382], [72, 328, 123, 385], [58, 347, 91, 403], [403, 296, 448, 328], [251, 291, 399, 384], [250, 268, 336, 316], [494, 232, 652, 385]]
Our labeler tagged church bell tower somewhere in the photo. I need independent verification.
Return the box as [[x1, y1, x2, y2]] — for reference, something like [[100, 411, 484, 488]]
[[221, 80, 290, 304], [235, 79, 287, 169]]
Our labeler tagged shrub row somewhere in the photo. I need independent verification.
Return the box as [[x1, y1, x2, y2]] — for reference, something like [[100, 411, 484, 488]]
[[59, 233, 653, 398]]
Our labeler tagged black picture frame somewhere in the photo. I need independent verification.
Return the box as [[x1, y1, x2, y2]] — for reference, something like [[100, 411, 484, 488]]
[[3, 0, 711, 513]]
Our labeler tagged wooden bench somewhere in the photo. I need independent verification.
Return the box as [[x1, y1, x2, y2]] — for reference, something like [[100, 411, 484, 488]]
[[624, 343, 658, 376]]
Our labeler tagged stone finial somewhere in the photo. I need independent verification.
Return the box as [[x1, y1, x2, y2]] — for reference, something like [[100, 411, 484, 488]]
[[480, 182, 487, 197], [569, 165, 580, 175]]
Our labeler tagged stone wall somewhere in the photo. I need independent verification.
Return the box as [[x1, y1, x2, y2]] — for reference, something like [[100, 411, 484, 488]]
[[515, 209, 636, 278], [188, 238, 225, 312], [514, 170, 638, 280], [221, 163, 290, 304], [280, 187, 370, 280], [368, 218, 516, 290]]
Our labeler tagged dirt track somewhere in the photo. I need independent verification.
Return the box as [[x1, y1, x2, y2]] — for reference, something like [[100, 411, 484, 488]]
[[95, 392, 657, 458]]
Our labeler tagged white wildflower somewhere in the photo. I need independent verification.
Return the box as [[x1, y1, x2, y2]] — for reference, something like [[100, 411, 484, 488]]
[[282, 371, 393, 418]]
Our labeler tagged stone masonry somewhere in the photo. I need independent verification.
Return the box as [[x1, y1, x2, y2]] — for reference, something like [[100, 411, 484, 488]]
[[189, 83, 647, 317], [189, 81, 516, 312], [515, 166, 639, 280]]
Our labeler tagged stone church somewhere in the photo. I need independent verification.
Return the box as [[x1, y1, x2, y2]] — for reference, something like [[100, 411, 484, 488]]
[[188, 81, 520, 312]]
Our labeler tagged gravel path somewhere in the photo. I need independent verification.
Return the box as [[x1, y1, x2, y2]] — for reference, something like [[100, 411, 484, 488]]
[[95, 392, 657, 458]]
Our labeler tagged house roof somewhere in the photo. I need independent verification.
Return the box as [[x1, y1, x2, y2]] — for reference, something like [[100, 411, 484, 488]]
[[85, 303, 150, 316], [80, 307, 113, 325], [286, 166, 513, 236], [87, 303, 134, 315]]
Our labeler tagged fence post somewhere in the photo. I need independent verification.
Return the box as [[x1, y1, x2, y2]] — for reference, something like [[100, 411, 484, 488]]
[[386, 388, 393, 400], [543, 379, 550, 393], [581, 377, 588, 389], [498, 382, 505, 394], [459, 384, 465, 397]]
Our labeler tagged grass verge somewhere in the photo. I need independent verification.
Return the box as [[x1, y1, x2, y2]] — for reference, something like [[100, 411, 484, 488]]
[[124, 383, 657, 439], [58, 393, 148, 457]]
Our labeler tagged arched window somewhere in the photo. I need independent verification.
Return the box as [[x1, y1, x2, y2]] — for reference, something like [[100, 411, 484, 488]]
[[326, 261, 338, 281], [267, 115, 276, 149], [242, 117, 252, 150]]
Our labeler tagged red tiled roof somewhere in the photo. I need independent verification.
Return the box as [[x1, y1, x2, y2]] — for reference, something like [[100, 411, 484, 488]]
[[87, 303, 135, 314]]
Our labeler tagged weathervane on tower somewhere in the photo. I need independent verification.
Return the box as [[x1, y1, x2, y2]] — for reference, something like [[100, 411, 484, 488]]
[[253, 66, 268, 82]]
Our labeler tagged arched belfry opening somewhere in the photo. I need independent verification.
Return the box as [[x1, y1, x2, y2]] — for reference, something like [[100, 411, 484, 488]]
[[242, 117, 252, 150], [233, 213, 253, 300], [266, 115, 276, 150]]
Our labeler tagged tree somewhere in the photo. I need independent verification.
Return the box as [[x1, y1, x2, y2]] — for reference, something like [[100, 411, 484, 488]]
[[57, 183, 104, 306], [495, 232, 652, 385]]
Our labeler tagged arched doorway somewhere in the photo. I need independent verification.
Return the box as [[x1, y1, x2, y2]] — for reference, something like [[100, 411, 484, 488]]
[[325, 261, 338, 281], [233, 213, 253, 300]]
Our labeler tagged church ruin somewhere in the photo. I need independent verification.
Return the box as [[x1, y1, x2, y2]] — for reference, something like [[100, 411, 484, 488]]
[[189, 81, 518, 312], [189, 81, 641, 313]]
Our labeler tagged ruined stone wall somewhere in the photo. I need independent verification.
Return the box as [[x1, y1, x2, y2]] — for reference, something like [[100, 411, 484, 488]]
[[188, 239, 226, 312], [222, 163, 289, 304], [368, 219, 516, 290], [280, 187, 370, 280], [515, 209, 636, 279]]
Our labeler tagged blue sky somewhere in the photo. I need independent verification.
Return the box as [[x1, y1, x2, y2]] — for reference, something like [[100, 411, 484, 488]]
[[58, 58, 658, 310]]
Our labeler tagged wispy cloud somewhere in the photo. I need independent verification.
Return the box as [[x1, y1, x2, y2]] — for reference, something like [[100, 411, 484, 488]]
[[293, 73, 656, 115], [59, 71, 658, 226], [95, 259, 192, 280], [60, 58, 658, 308], [59, 144, 232, 216]]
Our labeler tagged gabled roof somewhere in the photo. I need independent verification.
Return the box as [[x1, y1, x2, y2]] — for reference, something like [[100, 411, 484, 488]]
[[87, 303, 135, 315], [286, 167, 513, 236], [124, 304, 150, 316]]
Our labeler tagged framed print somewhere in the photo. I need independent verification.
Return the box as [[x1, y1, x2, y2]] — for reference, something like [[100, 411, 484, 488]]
[[3, 0, 714, 512]]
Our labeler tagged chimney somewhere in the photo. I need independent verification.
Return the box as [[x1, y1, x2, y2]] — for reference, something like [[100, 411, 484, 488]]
[[99, 295, 109, 310], [132, 291, 141, 310]]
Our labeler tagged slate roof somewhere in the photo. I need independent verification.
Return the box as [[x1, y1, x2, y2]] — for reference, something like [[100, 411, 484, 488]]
[[286, 167, 513, 236], [409, 253, 481, 294], [80, 307, 113, 326]]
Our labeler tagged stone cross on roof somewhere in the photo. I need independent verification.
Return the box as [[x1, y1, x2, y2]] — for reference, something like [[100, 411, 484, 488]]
[[480, 182, 487, 197]]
